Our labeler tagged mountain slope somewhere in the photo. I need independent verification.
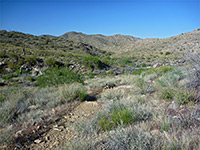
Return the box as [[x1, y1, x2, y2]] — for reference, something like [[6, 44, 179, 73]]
[[61, 31, 141, 52], [61, 29, 200, 57], [121, 28, 200, 57]]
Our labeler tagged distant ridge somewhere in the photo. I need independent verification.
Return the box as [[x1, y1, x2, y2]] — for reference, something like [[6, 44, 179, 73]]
[[61, 29, 200, 56], [61, 31, 141, 52]]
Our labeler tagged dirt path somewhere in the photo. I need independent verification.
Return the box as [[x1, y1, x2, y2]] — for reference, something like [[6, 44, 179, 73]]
[[25, 101, 103, 150]]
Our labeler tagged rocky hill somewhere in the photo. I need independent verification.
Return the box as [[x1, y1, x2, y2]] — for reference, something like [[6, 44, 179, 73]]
[[61, 29, 200, 57], [121, 28, 200, 57], [61, 31, 141, 52]]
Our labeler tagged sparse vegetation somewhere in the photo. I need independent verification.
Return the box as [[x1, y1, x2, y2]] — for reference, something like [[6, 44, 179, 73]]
[[0, 30, 200, 149], [36, 67, 84, 87], [44, 57, 57, 67]]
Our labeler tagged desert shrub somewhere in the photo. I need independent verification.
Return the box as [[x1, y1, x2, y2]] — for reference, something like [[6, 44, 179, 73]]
[[159, 88, 175, 100], [141, 63, 147, 67], [159, 87, 197, 104], [0, 126, 15, 145], [36, 67, 84, 87], [58, 84, 87, 102], [121, 58, 132, 64], [98, 106, 134, 131], [135, 78, 155, 94], [44, 57, 57, 67], [0, 94, 6, 102], [165, 51, 171, 55], [7, 62, 20, 71], [141, 68, 156, 76], [0, 90, 28, 127], [101, 90, 124, 101], [0, 50, 6, 58], [104, 127, 162, 150], [26, 76, 35, 82], [174, 89, 197, 104], [87, 72, 95, 79], [7, 52, 19, 60], [183, 54, 200, 89], [38, 50, 53, 56], [24, 55, 37, 66], [157, 68, 184, 88], [83, 55, 102, 69], [132, 68, 145, 75], [156, 66, 174, 76], [47, 84, 87, 108], [78, 101, 151, 135]]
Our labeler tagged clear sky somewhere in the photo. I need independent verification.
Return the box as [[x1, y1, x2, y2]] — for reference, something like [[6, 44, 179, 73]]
[[0, 0, 199, 38]]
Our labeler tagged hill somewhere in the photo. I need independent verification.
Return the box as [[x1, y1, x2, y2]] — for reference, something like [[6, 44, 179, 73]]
[[61, 29, 200, 57], [61, 31, 141, 52]]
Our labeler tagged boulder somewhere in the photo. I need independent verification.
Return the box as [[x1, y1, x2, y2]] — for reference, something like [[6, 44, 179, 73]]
[[168, 101, 179, 110]]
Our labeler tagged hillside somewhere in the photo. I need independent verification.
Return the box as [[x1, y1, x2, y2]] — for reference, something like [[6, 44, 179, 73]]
[[61, 31, 141, 52], [121, 28, 200, 57], [0, 29, 200, 150], [61, 29, 200, 57]]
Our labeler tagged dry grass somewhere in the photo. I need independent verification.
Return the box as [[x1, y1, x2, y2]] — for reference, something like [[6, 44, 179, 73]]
[[65, 66, 200, 150]]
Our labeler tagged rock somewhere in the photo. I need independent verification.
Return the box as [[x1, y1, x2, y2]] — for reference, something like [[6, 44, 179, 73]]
[[15, 129, 24, 138], [28, 105, 38, 110], [34, 139, 42, 144], [5, 68, 12, 73], [153, 63, 162, 68], [150, 129, 160, 135], [53, 125, 58, 128], [53, 128, 62, 132], [36, 125, 41, 130], [172, 116, 181, 124], [168, 101, 179, 110], [45, 136, 50, 141], [0, 61, 5, 66], [32, 68, 42, 76], [192, 108, 200, 121]]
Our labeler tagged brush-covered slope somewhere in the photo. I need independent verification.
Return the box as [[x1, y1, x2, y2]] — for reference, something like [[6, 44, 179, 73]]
[[121, 28, 200, 57], [61, 29, 200, 57], [61, 31, 141, 52], [0, 30, 109, 57]]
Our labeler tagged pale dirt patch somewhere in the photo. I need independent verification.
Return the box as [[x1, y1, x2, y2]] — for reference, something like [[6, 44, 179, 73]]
[[26, 101, 103, 150]]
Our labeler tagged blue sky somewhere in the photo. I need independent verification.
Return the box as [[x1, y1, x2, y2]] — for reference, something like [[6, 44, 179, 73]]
[[0, 0, 199, 38]]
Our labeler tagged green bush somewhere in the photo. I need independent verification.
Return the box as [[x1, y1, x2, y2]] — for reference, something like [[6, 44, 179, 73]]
[[26, 76, 35, 82], [0, 94, 6, 102], [135, 77, 155, 94], [132, 69, 145, 75], [7, 52, 19, 61], [141, 63, 147, 67], [36, 67, 84, 87], [44, 57, 57, 67], [87, 72, 95, 79], [24, 55, 37, 66], [165, 51, 171, 55], [98, 106, 135, 131], [159, 88, 175, 100], [7, 62, 20, 71], [58, 83, 87, 105], [161, 119, 169, 131], [174, 89, 197, 104], [83, 55, 102, 69], [0, 50, 6, 58], [159, 88, 197, 104], [156, 66, 173, 75]]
